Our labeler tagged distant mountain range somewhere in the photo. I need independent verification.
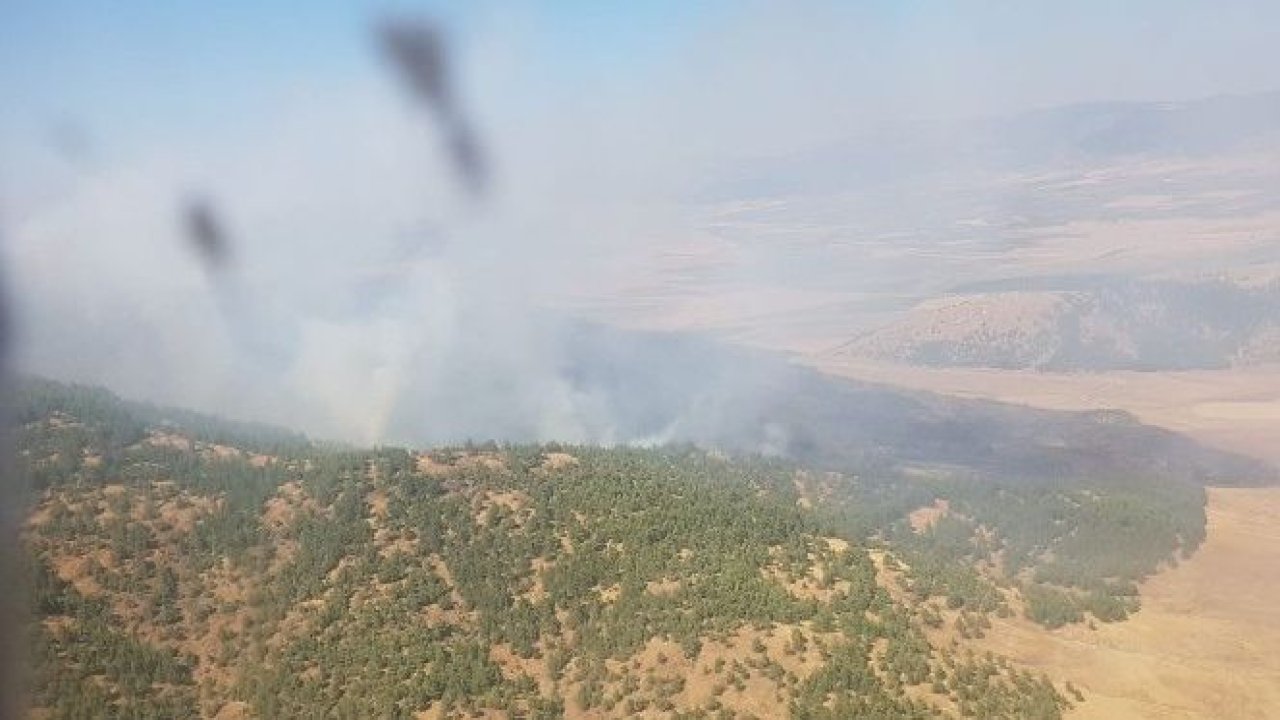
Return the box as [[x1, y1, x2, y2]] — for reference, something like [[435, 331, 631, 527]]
[[836, 276, 1280, 372], [706, 90, 1280, 200]]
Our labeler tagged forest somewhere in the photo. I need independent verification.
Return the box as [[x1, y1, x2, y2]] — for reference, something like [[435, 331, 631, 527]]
[[14, 376, 1217, 718]]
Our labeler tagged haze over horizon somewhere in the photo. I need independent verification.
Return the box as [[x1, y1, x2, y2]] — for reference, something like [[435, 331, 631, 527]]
[[5, 1, 1280, 445]]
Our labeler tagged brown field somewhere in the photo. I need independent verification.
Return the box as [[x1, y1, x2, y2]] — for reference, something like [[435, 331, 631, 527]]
[[810, 359, 1280, 464], [971, 487, 1280, 719], [552, 139, 1280, 717], [798, 357, 1280, 718], [794, 357, 1280, 717]]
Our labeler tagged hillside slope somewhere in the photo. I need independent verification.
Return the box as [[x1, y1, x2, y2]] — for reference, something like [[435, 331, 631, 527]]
[[836, 277, 1280, 372], [16, 377, 1265, 718]]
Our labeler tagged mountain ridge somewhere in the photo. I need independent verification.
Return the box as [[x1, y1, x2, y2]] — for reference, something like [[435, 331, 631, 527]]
[[17, 374, 1266, 717]]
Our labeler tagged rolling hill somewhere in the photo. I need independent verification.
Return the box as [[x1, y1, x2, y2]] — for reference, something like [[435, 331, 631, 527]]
[[835, 276, 1280, 372], [16, 375, 1273, 718]]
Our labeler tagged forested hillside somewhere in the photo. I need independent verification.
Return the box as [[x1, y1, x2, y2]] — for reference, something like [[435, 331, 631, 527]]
[[15, 378, 1234, 718]]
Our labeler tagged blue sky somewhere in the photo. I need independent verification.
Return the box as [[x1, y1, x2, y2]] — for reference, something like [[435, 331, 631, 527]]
[[0, 2, 716, 151], [5, 0, 1280, 161]]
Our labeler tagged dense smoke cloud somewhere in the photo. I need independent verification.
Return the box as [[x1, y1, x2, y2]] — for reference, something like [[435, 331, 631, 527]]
[[4, 2, 1280, 447]]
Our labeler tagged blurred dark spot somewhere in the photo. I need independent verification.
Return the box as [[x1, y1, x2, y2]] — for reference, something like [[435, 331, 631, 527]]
[[377, 16, 487, 196], [0, 229, 8, 363], [443, 120, 486, 196], [379, 18, 451, 109], [181, 197, 232, 270], [47, 119, 94, 167]]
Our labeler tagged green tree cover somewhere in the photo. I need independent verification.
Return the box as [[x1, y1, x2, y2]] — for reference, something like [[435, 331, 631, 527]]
[[16, 378, 1216, 716], [806, 463, 1205, 624], [16, 377, 1208, 629]]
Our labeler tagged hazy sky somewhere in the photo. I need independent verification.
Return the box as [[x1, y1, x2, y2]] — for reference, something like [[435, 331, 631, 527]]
[[3, 1, 1279, 443], [6, 1, 1280, 155]]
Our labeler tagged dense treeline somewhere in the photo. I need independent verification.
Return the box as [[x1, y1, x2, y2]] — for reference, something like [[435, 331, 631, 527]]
[[10, 376, 1218, 630], [25, 558, 199, 718], [804, 459, 1205, 625], [13, 376, 311, 464], [20, 377, 1214, 717]]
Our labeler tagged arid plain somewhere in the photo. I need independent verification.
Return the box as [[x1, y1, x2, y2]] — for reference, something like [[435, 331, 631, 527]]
[[570, 113, 1280, 717]]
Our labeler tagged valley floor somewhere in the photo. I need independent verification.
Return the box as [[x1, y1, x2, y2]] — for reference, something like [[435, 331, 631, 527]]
[[973, 487, 1280, 720], [810, 359, 1280, 465], [808, 358, 1280, 718]]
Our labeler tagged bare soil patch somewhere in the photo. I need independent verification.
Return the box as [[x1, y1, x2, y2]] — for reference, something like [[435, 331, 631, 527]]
[[970, 487, 1280, 719], [908, 499, 950, 533]]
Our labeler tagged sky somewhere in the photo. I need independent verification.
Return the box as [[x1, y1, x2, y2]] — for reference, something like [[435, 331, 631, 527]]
[[6, 1, 1280, 156], [3, 1, 1280, 443]]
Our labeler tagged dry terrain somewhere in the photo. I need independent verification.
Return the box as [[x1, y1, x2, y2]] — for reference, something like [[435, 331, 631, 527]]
[[803, 357, 1280, 718], [809, 359, 1280, 464], [973, 487, 1280, 720], [552, 95, 1280, 718]]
